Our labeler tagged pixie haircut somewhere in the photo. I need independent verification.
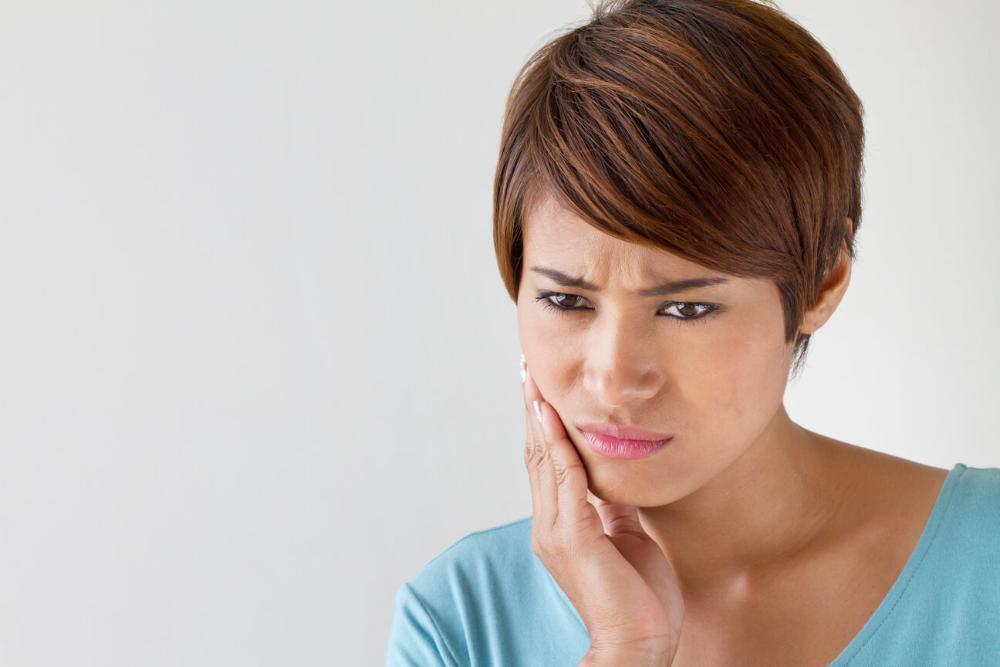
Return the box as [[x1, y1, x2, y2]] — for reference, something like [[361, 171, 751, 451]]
[[492, 0, 865, 378]]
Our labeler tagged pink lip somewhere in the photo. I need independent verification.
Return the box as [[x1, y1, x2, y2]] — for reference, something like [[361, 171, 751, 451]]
[[576, 421, 672, 441], [575, 422, 673, 461]]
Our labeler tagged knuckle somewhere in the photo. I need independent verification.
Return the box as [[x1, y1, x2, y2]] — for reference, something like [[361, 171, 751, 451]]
[[525, 440, 546, 467], [552, 461, 571, 487], [552, 457, 581, 487]]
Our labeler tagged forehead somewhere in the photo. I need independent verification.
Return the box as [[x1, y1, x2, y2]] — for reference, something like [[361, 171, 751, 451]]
[[522, 194, 710, 278]]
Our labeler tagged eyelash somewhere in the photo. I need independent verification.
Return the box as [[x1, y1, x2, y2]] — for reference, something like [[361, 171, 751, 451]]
[[533, 291, 721, 324]]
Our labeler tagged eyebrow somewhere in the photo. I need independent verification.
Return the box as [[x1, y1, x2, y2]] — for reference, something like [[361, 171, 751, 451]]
[[529, 265, 730, 296]]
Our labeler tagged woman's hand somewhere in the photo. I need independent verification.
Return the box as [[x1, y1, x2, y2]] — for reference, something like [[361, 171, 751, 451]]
[[520, 355, 685, 666]]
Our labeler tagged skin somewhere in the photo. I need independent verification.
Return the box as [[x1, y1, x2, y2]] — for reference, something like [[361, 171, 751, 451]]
[[518, 192, 949, 665]]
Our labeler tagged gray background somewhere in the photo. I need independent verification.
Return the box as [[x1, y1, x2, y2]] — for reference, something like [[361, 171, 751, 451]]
[[1, 0, 997, 665]]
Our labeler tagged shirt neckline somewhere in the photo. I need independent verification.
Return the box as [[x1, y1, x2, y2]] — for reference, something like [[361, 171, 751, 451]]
[[828, 461, 966, 665], [544, 462, 968, 663]]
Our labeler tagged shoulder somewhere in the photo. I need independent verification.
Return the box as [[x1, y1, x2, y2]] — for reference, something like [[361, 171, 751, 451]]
[[875, 460, 1000, 559], [840, 463, 1000, 663], [949, 462, 1000, 505], [404, 514, 579, 622], [824, 443, 993, 539], [934, 463, 1000, 552], [386, 516, 589, 666], [421, 516, 531, 574], [893, 462, 1000, 605], [385, 517, 534, 666], [823, 449, 999, 592], [410, 515, 535, 590], [798, 454, 1000, 665]]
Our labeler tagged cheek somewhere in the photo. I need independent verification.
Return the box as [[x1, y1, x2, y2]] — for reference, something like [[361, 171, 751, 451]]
[[517, 306, 571, 399], [518, 297, 571, 340], [517, 295, 584, 351], [694, 315, 789, 419]]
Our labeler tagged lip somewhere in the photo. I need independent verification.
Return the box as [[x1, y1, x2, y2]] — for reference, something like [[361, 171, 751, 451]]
[[576, 421, 672, 441], [576, 421, 673, 461]]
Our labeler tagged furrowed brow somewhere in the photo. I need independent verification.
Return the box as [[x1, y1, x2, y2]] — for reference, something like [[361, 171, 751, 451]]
[[529, 265, 729, 296]]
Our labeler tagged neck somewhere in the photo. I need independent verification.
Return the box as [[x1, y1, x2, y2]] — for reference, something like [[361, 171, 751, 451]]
[[636, 405, 849, 597]]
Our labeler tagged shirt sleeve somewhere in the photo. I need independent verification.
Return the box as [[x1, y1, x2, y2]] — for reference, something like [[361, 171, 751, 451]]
[[384, 582, 460, 667]]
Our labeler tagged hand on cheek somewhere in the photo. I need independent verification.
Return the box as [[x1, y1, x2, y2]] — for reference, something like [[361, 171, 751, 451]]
[[519, 352, 685, 664]]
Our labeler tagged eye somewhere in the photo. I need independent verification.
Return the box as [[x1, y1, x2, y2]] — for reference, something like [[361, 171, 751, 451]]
[[533, 291, 720, 324]]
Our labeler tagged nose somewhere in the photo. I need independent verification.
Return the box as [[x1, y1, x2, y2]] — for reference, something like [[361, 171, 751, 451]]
[[581, 314, 664, 408]]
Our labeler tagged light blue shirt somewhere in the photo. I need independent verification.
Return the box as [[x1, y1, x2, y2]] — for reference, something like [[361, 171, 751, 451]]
[[385, 462, 1000, 666]]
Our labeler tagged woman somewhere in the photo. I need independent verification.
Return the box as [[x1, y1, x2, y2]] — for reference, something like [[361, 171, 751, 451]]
[[386, 0, 1000, 665]]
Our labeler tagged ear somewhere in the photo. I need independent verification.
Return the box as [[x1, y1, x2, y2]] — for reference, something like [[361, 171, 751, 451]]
[[799, 218, 854, 335]]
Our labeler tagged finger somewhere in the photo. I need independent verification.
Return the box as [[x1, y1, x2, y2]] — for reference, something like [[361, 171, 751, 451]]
[[522, 361, 557, 528], [524, 369, 590, 530], [591, 494, 646, 538], [523, 410, 542, 521], [521, 356, 540, 519], [524, 403, 550, 523], [534, 399, 591, 525], [521, 355, 555, 529]]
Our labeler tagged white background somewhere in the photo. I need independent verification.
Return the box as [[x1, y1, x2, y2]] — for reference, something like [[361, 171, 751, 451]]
[[1, 0, 997, 664]]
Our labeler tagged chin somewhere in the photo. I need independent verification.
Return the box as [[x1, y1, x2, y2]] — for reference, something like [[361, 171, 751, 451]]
[[573, 441, 675, 508], [588, 475, 670, 509]]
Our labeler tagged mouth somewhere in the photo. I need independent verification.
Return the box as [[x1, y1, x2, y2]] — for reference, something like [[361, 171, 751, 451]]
[[575, 421, 672, 441], [578, 430, 673, 460], [575, 421, 673, 461]]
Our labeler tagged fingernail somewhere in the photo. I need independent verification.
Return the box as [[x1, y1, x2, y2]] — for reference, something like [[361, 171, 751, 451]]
[[519, 353, 526, 384], [532, 399, 543, 425]]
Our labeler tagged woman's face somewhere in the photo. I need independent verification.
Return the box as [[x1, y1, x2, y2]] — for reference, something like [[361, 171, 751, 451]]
[[517, 194, 798, 508]]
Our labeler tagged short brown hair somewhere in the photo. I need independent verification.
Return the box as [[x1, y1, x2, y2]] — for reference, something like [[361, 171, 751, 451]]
[[492, 0, 865, 378]]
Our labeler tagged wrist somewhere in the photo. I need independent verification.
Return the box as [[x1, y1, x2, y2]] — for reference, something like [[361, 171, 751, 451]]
[[580, 646, 673, 667]]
